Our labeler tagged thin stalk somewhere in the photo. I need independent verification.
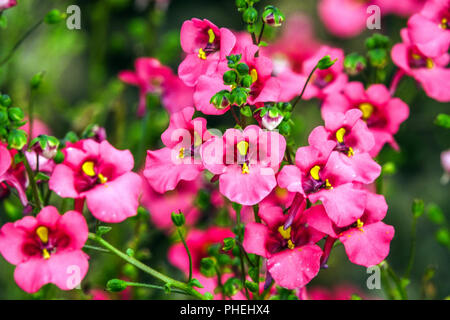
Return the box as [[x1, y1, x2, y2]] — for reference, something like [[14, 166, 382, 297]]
[[88, 233, 206, 300], [21, 151, 42, 211], [405, 215, 418, 279], [177, 227, 193, 282], [235, 207, 250, 299], [124, 281, 187, 295], [291, 65, 318, 111], [252, 205, 261, 299]]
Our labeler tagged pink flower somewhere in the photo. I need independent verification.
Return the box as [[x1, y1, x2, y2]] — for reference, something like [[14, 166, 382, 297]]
[[0, 0, 16, 10], [141, 176, 201, 230], [407, 0, 450, 58], [49, 139, 141, 223], [202, 125, 286, 206], [442, 150, 450, 173], [305, 190, 394, 267], [322, 82, 410, 156], [309, 109, 381, 184], [392, 28, 450, 102], [277, 140, 368, 227], [119, 57, 194, 117], [298, 46, 348, 100], [21, 118, 51, 139], [0, 144, 28, 206], [168, 227, 234, 297], [0, 206, 89, 293], [178, 18, 236, 87], [305, 284, 366, 300], [243, 205, 323, 289], [143, 107, 209, 193]]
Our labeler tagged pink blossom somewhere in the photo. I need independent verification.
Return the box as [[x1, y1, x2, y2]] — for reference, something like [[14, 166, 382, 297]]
[[305, 285, 366, 300], [306, 191, 394, 267], [141, 176, 201, 231], [243, 205, 323, 289], [202, 125, 286, 206], [322, 82, 410, 156], [0, 0, 16, 10], [442, 150, 450, 173], [277, 140, 368, 227], [168, 227, 235, 298], [407, 0, 450, 58], [0, 143, 28, 206], [143, 107, 209, 193], [0, 206, 89, 293], [392, 28, 450, 102], [119, 57, 194, 117], [309, 109, 381, 184], [178, 18, 236, 87], [49, 139, 141, 223]]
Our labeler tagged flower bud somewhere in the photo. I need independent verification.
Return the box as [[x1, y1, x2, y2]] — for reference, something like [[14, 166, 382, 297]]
[[210, 90, 231, 109], [171, 211, 185, 227], [106, 279, 128, 292], [30, 72, 45, 90], [0, 94, 12, 107], [243, 7, 258, 24], [317, 55, 337, 70], [279, 121, 291, 136], [29, 135, 60, 159], [44, 9, 66, 24], [0, 107, 8, 126], [262, 113, 284, 131], [223, 278, 242, 296], [222, 237, 235, 251], [200, 257, 216, 277], [235, 0, 246, 10], [262, 5, 285, 27], [240, 105, 252, 118], [245, 280, 259, 293], [240, 74, 253, 88], [230, 87, 248, 106], [365, 33, 389, 50], [82, 124, 107, 142], [367, 48, 387, 68], [227, 54, 242, 69], [344, 53, 367, 76], [236, 62, 249, 76], [8, 129, 27, 150], [412, 199, 425, 218], [8, 107, 24, 122], [223, 70, 238, 85]]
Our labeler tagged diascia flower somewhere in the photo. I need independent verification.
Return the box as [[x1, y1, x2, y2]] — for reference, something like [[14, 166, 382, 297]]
[[119, 57, 194, 117], [305, 190, 394, 267], [0, 0, 16, 10], [277, 140, 367, 227], [322, 82, 410, 156], [144, 107, 210, 193], [392, 28, 450, 102], [178, 18, 236, 87], [0, 143, 28, 206], [201, 125, 286, 206], [309, 109, 381, 184], [243, 205, 323, 289], [49, 139, 141, 223], [0, 206, 89, 293], [407, 0, 450, 58]]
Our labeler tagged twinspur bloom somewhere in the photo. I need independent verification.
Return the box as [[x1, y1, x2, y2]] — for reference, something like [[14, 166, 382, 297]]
[[144, 107, 210, 193], [178, 18, 236, 87], [243, 205, 323, 289], [0, 143, 28, 206], [119, 57, 194, 117], [201, 125, 286, 206], [49, 139, 141, 223], [322, 82, 410, 156], [0, 0, 16, 11], [0, 206, 89, 293]]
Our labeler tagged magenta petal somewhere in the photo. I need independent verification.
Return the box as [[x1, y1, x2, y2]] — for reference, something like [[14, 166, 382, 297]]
[[58, 211, 89, 250], [36, 206, 61, 229], [267, 244, 322, 289], [363, 191, 388, 224], [243, 222, 269, 258], [193, 74, 230, 115], [258, 205, 286, 229], [277, 165, 304, 194], [85, 172, 141, 223], [340, 222, 394, 267], [304, 205, 337, 238], [46, 250, 89, 290], [14, 258, 50, 293], [309, 183, 366, 227], [414, 67, 450, 103], [99, 141, 135, 176], [0, 145, 11, 176], [144, 148, 203, 193], [219, 164, 276, 206], [0, 219, 35, 265], [49, 164, 79, 198]]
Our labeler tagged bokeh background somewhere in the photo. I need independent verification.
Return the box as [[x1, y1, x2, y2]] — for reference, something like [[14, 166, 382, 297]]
[[0, 0, 448, 299]]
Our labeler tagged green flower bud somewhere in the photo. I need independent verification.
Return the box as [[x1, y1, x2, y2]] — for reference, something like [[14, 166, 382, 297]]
[[29, 135, 60, 159], [222, 237, 235, 251], [0, 94, 12, 107], [44, 9, 66, 24], [240, 74, 253, 88], [245, 280, 259, 293], [106, 279, 128, 292], [435, 113, 450, 129], [236, 62, 250, 76], [344, 53, 367, 76], [7, 107, 23, 123], [223, 278, 242, 296], [171, 211, 185, 227], [0, 107, 8, 126], [54, 149, 65, 164], [279, 121, 291, 136], [240, 105, 252, 118], [30, 71, 45, 90], [235, 0, 246, 9], [227, 54, 242, 69], [210, 90, 231, 109], [412, 199, 425, 218], [8, 129, 27, 150], [262, 5, 285, 27], [243, 7, 258, 24], [200, 257, 216, 277], [230, 87, 248, 106], [317, 55, 337, 70], [365, 33, 390, 50], [367, 48, 388, 68], [223, 70, 238, 85]]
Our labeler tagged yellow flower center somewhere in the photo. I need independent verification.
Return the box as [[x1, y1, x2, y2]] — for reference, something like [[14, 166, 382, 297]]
[[359, 103, 374, 120], [207, 28, 215, 44], [178, 147, 185, 159], [82, 161, 108, 184], [241, 162, 250, 174], [310, 165, 321, 180], [335, 128, 346, 143], [193, 131, 202, 147], [278, 226, 295, 249], [237, 141, 249, 156], [440, 18, 448, 29], [250, 69, 258, 83], [356, 219, 364, 231], [36, 226, 51, 260], [425, 58, 434, 69], [198, 48, 207, 60]]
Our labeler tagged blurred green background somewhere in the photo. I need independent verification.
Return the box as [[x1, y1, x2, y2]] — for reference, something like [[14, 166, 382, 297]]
[[0, 0, 448, 299]]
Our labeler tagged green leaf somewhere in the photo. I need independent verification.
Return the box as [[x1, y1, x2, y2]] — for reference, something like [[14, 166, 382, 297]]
[[188, 278, 204, 289], [435, 113, 450, 129], [240, 105, 252, 117], [96, 226, 112, 236]]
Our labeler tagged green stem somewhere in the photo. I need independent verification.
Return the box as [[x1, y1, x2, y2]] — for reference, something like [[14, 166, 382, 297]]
[[234, 206, 250, 299], [21, 151, 42, 211], [405, 216, 418, 279], [124, 281, 187, 295], [177, 227, 193, 282], [87, 233, 207, 300], [0, 19, 43, 67], [291, 65, 318, 111], [385, 262, 408, 300], [252, 205, 261, 299]]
